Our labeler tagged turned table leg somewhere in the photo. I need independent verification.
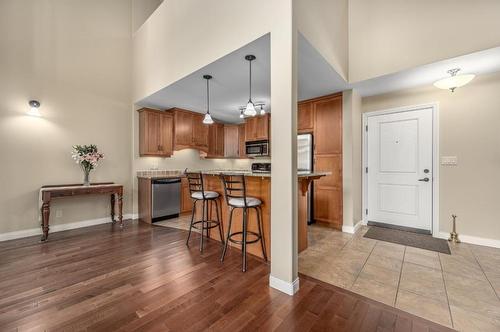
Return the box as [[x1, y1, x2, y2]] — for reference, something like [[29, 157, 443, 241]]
[[41, 202, 50, 241], [110, 193, 115, 223], [117, 195, 123, 228]]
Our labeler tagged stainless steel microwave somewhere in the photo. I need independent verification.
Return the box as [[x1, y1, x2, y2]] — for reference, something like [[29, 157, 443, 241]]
[[245, 140, 269, 157]]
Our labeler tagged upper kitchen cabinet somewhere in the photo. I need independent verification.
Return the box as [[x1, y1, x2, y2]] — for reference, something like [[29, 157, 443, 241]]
[[207, 123, 225, 158], [224, 125, 239, 158], [172, 108, 208, 152], [192, 113, 209, 151], [245, 114, 269, 142], [298, 102, 314, 133], [314, 95, 342, 155], [238, 124, 246, 158], [138, 108, 173, 157]]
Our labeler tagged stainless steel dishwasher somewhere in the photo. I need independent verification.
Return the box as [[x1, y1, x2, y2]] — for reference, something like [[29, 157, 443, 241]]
[[152, 178, 181, 222]]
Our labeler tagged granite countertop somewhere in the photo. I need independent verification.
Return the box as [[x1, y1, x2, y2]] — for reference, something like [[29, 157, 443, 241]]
[[137, 169, 330, 179]]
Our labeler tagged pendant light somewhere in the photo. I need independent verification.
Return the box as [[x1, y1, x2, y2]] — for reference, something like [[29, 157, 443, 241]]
[[434, 68, 475, 92], [239, 109, 244, 119], [202, 74, 214, 124], [243, 55, 257, 116], [259, 104, 265, 115]]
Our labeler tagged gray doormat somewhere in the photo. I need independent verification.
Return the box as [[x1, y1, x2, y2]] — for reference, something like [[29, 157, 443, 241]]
[[364, 226, 451, 255]]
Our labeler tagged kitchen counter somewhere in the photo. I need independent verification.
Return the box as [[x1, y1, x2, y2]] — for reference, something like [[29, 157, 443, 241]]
[[137, 169, 330, 179]]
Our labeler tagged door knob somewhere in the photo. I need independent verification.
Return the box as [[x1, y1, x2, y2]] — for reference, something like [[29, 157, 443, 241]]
[[418, 177, 430, 182]]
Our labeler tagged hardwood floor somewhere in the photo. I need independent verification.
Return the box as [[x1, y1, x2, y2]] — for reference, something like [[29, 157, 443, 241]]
[[0, 221, 454, 331]]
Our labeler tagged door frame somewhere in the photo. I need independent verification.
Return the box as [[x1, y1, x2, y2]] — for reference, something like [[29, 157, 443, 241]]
[[362, 103, 440, 236]]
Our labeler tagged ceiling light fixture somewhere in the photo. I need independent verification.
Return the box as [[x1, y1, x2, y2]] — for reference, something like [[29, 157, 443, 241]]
[[243, 55, 257, 116], [259, 104, 265, 115], [433, 68, 475, 92], [202, 74, 214, 124], [27, 100, 41, 117], [239, 108, 244, 119]]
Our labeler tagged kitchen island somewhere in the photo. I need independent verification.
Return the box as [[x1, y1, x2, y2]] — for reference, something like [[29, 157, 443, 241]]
[[137, 170, 329, 259]]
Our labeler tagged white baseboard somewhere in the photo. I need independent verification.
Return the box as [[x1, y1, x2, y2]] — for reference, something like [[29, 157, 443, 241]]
[[269, 275, 300, 296], [342, 220, 364, 234], [436, 232, 500, 249], [0, 214, 134, 242]]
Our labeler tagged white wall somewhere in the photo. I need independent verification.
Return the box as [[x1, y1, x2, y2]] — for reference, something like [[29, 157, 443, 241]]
[[362, 71, 500, 241], [342, 89, 362, 229], [295, 0, 348, 81], [133, 0, 282, 103], [0, 0, 133, 234], [132, 0, 163, 32], [349, 0, 500, 82]]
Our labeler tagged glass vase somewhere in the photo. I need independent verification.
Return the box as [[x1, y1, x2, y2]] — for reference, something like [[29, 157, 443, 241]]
[[83, 170, 91, 186]]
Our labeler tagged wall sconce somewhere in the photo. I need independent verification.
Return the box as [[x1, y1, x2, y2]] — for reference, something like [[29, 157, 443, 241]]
[[27, 100, 41, 117]]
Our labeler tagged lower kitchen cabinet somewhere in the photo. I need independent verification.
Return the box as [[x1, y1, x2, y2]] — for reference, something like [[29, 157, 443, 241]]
[[181, 178, 192, 214]]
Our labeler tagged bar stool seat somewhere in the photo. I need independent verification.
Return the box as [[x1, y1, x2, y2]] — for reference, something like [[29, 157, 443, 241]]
[[191, 191, 219, 199], [228, 197, 261, 207]]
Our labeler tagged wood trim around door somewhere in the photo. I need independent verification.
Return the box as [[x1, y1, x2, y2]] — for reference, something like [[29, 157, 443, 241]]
[[362, 103, 440, 237]]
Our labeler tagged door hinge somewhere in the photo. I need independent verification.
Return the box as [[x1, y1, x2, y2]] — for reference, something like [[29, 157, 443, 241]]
[[365, 125, 368, 132], [365, 167, 368, 173], [365, 209, 368, 215]]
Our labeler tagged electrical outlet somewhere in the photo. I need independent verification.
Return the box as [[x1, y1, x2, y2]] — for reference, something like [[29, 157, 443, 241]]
[[441, 156, 458, 166], [55, 210, 63, 218]]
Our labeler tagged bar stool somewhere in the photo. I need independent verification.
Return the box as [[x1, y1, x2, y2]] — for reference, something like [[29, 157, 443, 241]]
[[219, 174, 267, 272], [185, 170, 224, 252]]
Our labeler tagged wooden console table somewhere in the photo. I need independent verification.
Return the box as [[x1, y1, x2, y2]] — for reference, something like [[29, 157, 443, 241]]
[[40, 182, 123, 242]]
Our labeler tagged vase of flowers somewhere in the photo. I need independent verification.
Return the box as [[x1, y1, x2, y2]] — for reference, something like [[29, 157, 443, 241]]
[[71, 145, 104, 186]]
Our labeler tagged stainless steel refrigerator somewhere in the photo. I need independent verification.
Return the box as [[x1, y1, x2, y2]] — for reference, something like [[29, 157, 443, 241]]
[[298, 134, 314, 224]]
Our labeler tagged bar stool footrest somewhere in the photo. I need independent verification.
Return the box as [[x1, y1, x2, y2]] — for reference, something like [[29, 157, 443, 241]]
[[227, 231, 261, 245], [191, 220, 221, 230]]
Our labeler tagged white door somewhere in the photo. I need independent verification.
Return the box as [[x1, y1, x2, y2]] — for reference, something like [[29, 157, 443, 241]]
[[367, 108, 433, 231]]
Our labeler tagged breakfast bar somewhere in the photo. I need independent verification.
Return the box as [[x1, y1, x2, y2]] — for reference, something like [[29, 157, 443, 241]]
[[138, 170, 329, 259]]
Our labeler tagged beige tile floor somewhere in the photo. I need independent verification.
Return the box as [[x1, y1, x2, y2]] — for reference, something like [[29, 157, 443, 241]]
[[299, 224, 500, 331]]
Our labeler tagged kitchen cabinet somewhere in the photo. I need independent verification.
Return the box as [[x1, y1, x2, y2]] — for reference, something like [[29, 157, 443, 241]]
[[207, 123, 225, 157], [172, 108, 209, 152], [192, 113, 209, 151], [298, 102, 314, 133], [181, 177, 192, 213], [314, 96, 342, 155], [238, 124, 246, 158], [224, 125, 239, 157], [245, 114, 269, 142], [138, 108, 173, 157], [301, 93, 343, 229]]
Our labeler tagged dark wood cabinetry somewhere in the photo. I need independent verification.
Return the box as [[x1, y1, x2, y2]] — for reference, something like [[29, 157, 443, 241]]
[[245, 114, 269, 142], [138, 108, 173, 157], [299, 93, 343, 229]]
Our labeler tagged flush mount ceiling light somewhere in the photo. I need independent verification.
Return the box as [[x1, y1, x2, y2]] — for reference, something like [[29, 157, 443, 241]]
[[243, 55, 257, 116], [202, 74, 214, 124], [27, 100, 41, 117], [433, 68, 475, 92]]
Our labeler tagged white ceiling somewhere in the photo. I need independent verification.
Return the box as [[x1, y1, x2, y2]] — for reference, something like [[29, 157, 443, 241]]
[[138, 33, 500, 123]]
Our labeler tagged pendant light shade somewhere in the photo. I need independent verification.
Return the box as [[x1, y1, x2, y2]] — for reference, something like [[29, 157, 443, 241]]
[[259, 105, 265, 115], [243, 55, 257, 116], [202, 74, 214, 124], [434, 68, 475, 92]]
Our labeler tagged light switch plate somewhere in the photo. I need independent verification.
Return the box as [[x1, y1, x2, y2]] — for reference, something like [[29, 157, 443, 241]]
[[441, 156, 458, 166]]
